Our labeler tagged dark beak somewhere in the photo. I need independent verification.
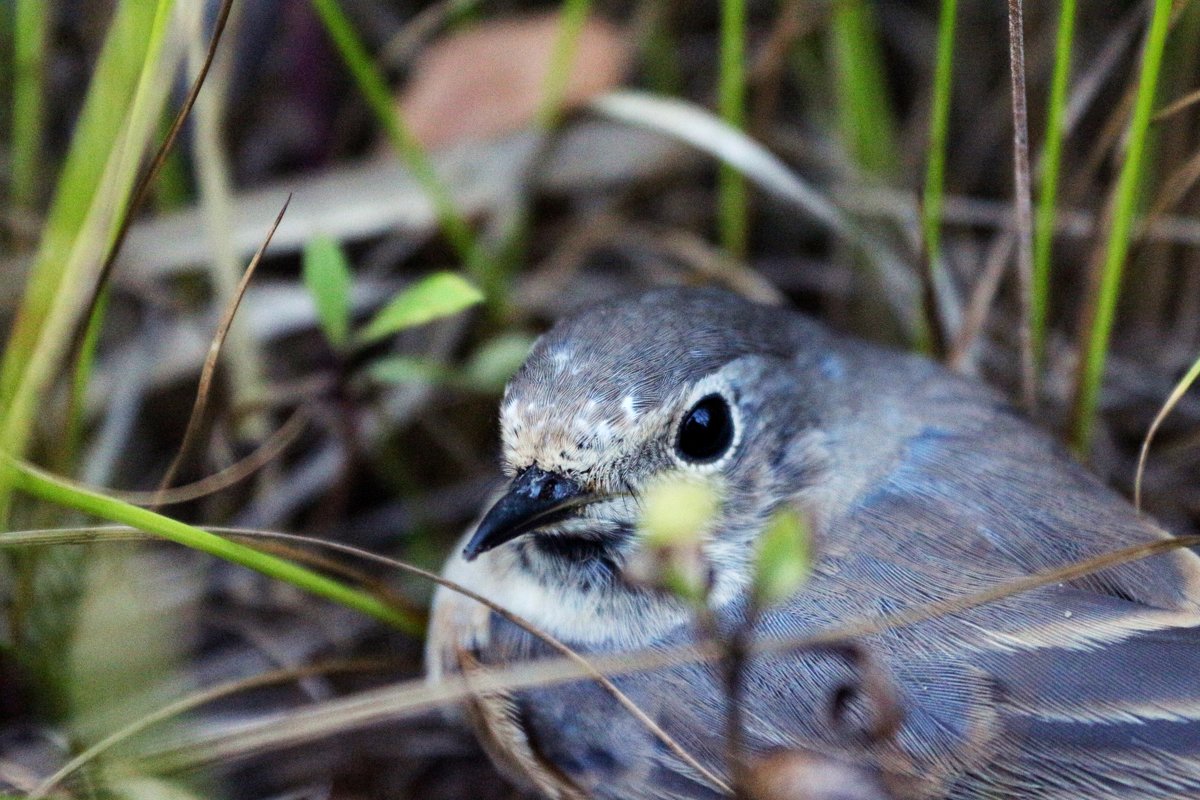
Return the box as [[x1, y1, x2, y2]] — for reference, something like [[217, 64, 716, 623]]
[[462, 467, 590, 561]]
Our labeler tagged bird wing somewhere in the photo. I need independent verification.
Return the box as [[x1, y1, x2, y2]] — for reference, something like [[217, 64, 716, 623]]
[[816, 381, 1200, 612], [763, 403, 1200, 799], [947, 588, 1200, 799]]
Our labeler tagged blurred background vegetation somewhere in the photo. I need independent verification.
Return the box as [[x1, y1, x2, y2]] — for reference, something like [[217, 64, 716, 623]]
[[1, 0, 1199, 797]]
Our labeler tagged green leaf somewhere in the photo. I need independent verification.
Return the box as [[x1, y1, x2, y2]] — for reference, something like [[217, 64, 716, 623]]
[[463, 333, 535, 392], [753, 508, 810, 606], [639, 474, 719, 547], [367, 356, 455, 386], [302, 235, 353, 349], [628, 474, 722, 603], [359, 272, 484, 343]]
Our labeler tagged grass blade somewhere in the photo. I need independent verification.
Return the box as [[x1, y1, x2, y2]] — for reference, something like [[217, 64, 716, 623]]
[[0, 0, 181, 524], [10, 0, 49, 210], [1134, 352, 1200, 509], [154, 196, 290, 499], [717, 0, 748, 260], [1031, 0, 1077, 362], [307, 0, 488, 290], [1071, 0, 1173, 454], [536, 0, 594, 128], [4, 458, 422, 634], [62, 0, 235, 475], [303, 235, 354, 350], [828, 0, 898, 178], [921, 0, 959, 278], [30, 659, 383, 799]]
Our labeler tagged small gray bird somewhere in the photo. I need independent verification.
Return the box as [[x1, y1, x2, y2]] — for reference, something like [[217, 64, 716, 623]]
[[427, 287, 1200, 800]]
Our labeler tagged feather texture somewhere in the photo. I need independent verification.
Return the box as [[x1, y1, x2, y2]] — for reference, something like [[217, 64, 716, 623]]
[[427, 287, 1200, 799]]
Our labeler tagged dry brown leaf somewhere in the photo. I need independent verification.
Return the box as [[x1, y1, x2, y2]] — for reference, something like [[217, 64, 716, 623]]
[[399, 12, 629, 150]]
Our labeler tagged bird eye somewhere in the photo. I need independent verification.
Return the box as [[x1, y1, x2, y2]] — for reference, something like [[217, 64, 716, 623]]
[[676, 394, 734, 464]]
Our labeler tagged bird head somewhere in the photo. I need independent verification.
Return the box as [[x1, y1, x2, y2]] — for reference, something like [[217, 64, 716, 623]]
[[453, 287, 838, 637]]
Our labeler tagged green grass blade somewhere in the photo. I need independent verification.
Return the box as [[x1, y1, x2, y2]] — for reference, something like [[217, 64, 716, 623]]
[[536, 0, 594, 128], [4, 458, 423, 635], [10, 0, 49, 209], [0, 0, 179, 524], [828, 0, 899, 178], [1071, 0, 1172, 454], [641, 0, 683, 95], [1032, 0, 1077, 362], [717, 0, 748, 260], [308, 0, 488, 289], [922, 0, 959, 278]]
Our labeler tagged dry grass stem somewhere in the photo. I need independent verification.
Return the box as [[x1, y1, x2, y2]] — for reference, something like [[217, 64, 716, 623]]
[[1005, 0, 1037, 411], [97, 530, 1200, 774], [153, 195, 291, 502]]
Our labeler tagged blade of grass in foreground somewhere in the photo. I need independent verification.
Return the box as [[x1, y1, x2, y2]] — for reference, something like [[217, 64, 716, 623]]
[[1071, 0, 1173, 454], [1031, 0, 1077, 363], [536, 0, 594, 128], [5, 458, 423, 635], [10, 0, 48, 210], [0, 0, 179, 525], [139, 535, 1200, 772], [918, 0, 959, 356]]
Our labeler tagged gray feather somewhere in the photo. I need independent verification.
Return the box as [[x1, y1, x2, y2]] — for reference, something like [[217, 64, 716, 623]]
[[430, 287, 1200, 800]]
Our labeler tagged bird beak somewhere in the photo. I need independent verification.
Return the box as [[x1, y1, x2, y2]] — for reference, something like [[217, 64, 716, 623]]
[[462, 466, 591, 561]]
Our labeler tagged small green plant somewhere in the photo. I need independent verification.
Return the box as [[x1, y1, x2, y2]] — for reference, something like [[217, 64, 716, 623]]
[[302, 234, 355, 351], [751, 507, 810, 608], [300, 234, 531, 395], [631, 473, 722, 601], [359, 272, 485, 343]]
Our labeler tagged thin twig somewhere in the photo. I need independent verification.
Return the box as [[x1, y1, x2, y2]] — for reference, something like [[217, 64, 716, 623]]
[[15, 525, 1197, 785], [7, 524, 731, 796], [1134, 354, 1200, 510], [132, 534, 1200, 772], [29, 658, 389, 798], [153, 196, 291, 502], [1154, 84, 1200, 122], [112, 407, 309, 506], [947, 232, 1015, 371], [243, 530, 732, 795], [1005, 0, 1037, 413]]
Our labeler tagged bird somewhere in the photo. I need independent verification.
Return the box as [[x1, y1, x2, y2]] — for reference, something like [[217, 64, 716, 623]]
[[425, 286, 1200, 800]]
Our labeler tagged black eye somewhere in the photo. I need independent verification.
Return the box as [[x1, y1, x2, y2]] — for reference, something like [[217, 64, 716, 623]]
[[676, 394, 734, 464]]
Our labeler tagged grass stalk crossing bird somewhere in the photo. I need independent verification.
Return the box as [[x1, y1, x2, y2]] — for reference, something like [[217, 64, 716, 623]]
[[427, 287, 1200, 800]]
